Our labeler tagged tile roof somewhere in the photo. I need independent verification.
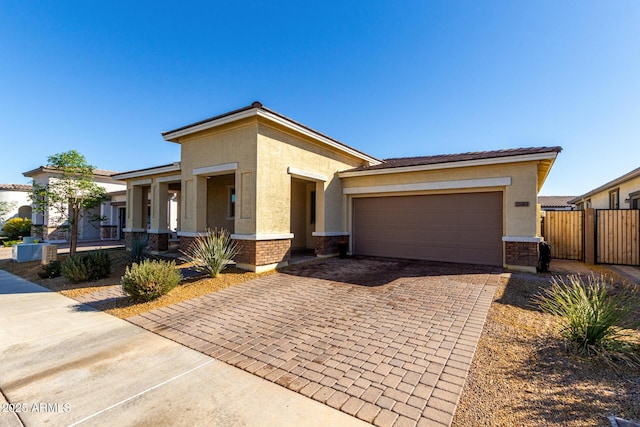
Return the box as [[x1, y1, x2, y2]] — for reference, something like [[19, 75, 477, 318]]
[[538, 196, 576, 208], [0, 183, 32, 191], [346, 146, 562, 172]]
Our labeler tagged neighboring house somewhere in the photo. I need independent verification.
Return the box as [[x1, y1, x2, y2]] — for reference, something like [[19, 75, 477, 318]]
[[569, 166, 640, 210], [0, 184, 32, 223], [538, 196, 576, 211], [113, 102, 561, 273], [22, 167, 127, 242]]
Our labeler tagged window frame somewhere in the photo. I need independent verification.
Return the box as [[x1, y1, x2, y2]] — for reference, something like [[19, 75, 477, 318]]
[[609, 189, 620, 210]]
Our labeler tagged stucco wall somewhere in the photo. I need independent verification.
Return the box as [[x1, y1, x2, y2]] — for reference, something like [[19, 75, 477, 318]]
[[0, 189, 31, 223], [255, 123, 365, 235], [341, 161, 541, 238], [179, 123, 258, 234], [581, 175, 640, 209]]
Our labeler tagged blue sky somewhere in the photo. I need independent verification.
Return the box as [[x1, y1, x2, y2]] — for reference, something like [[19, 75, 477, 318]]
[[1, 1, 638, 196]]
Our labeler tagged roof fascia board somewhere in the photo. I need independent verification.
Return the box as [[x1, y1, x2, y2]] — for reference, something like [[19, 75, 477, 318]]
[[163, 109, 257, 141], [256, 110, 381, 165], [339, 152, 559, 178], [161, 107, 380, 165], [113, 164, 181, 180], [569, 167, 640, 203]]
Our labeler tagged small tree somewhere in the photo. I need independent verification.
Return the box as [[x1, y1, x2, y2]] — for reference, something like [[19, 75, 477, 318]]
[[30, 150, 110, 257]]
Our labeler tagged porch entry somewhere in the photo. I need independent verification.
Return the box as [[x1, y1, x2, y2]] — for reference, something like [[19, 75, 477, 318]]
[[290, 177, 316, 251]]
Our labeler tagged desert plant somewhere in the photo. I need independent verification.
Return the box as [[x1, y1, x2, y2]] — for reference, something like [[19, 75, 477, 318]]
[[84, 250, 111, 280], [129, 232, 149, 263], [536, 274, 639, 363], [121, 259, 182, 301], [181, 228, 238, 278], [38, 261, 62, 279], [61, 250, 111, 282], [1, 217, 32, 240], [61, 256, 91, 282]]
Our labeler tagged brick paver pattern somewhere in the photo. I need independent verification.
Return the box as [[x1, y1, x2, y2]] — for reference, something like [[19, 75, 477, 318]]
[[124, 258, 500, 427]]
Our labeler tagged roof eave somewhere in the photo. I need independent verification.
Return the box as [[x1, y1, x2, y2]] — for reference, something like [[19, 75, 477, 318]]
[[161, 105, 381, 166], [112, 163, 181, 181], [338, 151, 560, 178], [568, 166, 640, 204]]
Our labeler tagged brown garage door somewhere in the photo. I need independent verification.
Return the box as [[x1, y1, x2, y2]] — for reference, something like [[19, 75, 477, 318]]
[[353, 192, 503, 266]]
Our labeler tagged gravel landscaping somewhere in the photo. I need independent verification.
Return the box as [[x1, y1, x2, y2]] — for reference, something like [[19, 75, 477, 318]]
[[453, 267, 640, 426], [1, 252, 638, 426]]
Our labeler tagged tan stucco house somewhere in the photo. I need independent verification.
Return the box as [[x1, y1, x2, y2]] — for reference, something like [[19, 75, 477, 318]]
[[113, 102, 561, 273], [569, 166, 640, 210]]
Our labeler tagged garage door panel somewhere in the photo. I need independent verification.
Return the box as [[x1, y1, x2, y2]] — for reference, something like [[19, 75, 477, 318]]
[[353, 192, 503, 266]]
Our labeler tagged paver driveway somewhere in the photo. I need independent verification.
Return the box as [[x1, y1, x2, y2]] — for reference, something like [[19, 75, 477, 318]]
[[128, 257, 501, 427]]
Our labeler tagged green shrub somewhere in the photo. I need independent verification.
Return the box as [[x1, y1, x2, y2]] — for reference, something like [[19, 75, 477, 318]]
[[121, 260, 182, 301], [2, 239, 21, 247], [38, 261, 62, 279], [1, 217, 32, 240], [129, 232, 149, 263], [536, 274, 639, 363], [61, 250, 111, 282], [181, 228, 238, 278], [61, 256, 90, 282], [84, 250, 111, 280]]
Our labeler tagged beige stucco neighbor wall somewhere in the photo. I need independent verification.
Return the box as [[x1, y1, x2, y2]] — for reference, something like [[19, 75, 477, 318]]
[[341, 161, 541, 238], [179, 122, 258, 234], [582, 175, 640, 209], [255, 123, 365, 235]]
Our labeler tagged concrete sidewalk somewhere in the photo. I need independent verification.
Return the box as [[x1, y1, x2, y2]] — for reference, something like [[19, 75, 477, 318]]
[[0, 270, 367, 427]]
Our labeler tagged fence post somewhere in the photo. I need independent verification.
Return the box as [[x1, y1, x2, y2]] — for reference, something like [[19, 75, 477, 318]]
[[584, 208, 596, 264]]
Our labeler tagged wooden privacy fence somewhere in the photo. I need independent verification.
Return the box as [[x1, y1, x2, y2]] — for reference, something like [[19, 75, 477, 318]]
[[542, 211, 584, 260], [597, 209, 640, 265], [542, 208, 640, 266]]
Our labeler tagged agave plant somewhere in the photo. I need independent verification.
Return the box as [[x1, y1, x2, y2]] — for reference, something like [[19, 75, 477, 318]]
[[181, 228, 238, 278], [128, 232, 149, 263], [536, 274, 639, 365]]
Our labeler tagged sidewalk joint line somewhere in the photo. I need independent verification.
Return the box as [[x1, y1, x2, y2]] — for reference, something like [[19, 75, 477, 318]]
[[67, 359, 215, 426]]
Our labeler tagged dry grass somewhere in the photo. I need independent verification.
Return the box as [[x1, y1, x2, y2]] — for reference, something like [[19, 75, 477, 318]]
[[0, 249, 274, 319], [453, 269, 640, 427]]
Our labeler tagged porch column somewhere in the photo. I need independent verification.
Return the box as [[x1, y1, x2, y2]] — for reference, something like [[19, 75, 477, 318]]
[[148, 181, 170, 251], [178, 175, 208, 251], [124, 182, 149, 250]]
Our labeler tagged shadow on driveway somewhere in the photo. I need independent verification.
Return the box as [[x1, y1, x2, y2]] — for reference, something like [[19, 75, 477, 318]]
[[280, 256, 502, 287]]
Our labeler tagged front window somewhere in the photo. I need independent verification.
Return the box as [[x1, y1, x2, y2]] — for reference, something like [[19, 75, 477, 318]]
[[630, 191, 640, 210]]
